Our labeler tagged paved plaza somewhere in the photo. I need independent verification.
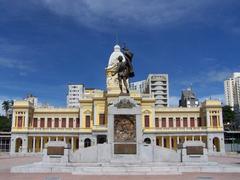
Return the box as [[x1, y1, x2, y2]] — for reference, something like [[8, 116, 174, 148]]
[[1, 154, 240, 180]]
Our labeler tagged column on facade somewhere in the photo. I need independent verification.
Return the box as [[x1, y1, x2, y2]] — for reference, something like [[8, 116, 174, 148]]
[[169, 136, 172, 149], [93, 103, 97, 126], [207, 111, 211, 127], [187, 116, 190, 128], [48, 136, 50, 142], [200, 136, 202, 142], [78, 136, 81, 149], [195, 116, 198, 128], [44, 117, 47, 128], [33, 136, 36, 153], [161, 136, 164, 147], [24, 110, 29, 128], [73, 118, 76, 128], [180, 118, 183, 128], [219, 110, 223, 127], [40, 136, 43, 152], [184, 136, 187, 142], [71, 137, 74, 150], [159, 118, 161, 128], [64, 136, 66, 142], [56, 136, 58, 141], [177, 136, 180, 145], [192, 136, 195, 141], [173, 118, 176, 128], [38, 118, 41, 128], [166, 117, 169, 128], [51, 118, 54, 128], [66, 117, 69, 128]]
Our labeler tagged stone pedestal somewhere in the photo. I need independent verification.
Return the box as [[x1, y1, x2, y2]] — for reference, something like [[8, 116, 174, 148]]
[[42, 141, 69, 163], [179, 141, 208, 162], [108, 96, 142, 162]]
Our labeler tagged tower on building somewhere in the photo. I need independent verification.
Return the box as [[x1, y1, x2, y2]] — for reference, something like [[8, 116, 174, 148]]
[[179, 87, 199, 108]]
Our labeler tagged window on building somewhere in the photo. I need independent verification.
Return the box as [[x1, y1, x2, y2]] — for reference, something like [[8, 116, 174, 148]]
[[169, 118, 173, 127], [40, 118, 45, 128], [54, 118, 59, 128], [155, 118, 159, 128], [183, 117, 188, 127], [86, 115, 91, 128], [144, 138, 151, 144], [212, 115, 218, 127], [197, 117, 201, 127], [97, 135, 107, 144], [190, 117, 195, 127], [33, 118, 38, 128], [76, 118, 80, 128], [47, 118, 52, 128], [144, 115, 150, 128], [69, 118, 73, 128], [201, 117, 207, 127], [17, 116, 23, 128], [99, 114, 105, 125], [176, 118, 181, 127], [84, 138, 91, 148], [162, 118, 166, 127], [62, 118, 66, 128]]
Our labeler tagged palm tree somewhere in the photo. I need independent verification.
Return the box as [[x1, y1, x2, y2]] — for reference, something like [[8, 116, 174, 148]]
[[2, 100, 13, 118]]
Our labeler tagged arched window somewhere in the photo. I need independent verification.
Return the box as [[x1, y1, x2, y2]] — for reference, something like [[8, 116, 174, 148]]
[[84, 138, 91, 148], [213, 137, 220, 152], [15, 138, 23, 152], [144, 138, 151, 144]]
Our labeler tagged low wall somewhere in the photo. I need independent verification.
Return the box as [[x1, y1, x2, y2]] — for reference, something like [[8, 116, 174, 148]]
[[140, 144, 180, 162], [69, 143, 111, 163], [70, 143, 181, 163]]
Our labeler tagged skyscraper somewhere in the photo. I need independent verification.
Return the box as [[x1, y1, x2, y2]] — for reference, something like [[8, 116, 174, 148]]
[[224, 72, 240, 111], [130, 74, 169, 107], [67, 84, 84, 107]]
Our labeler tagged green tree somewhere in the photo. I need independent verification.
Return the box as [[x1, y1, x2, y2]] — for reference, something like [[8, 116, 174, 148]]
[[2, 100, 13, 118], [222, 105, 235, 125], [0, 116, 11, 132]]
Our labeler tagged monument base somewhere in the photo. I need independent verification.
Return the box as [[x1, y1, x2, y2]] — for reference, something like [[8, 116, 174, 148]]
[[11, 161, 240, 175]]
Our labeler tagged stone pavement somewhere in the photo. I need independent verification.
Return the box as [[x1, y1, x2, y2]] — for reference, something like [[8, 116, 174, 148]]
[[1, 153, 240, 180]]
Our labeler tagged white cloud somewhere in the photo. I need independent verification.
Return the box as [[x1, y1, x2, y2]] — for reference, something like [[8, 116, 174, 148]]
[[0, 38, 35, 74], [206, 70, 231, 83], [0, 57, 32, 71], [37, 0, 218, 30], [181, 67, 233, 86]]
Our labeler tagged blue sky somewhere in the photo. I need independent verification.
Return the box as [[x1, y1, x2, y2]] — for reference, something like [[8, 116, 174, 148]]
[[0, 0, 240, 112]]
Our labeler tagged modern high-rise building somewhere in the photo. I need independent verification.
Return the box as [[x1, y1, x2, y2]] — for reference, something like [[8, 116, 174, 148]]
[[147, 74, 169, 107], [224, 72, 240, 111], [67, 84, 84, 108], [179, 88, 199, 108], [130, 74, 169, 107], [129, 80, 147, 94]]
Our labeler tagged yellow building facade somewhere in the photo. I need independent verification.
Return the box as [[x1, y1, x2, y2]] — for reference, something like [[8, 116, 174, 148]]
[[10, 45, 225, 155]]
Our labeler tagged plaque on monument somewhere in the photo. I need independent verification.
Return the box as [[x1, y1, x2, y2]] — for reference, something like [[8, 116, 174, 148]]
[[114, 144, 136, 154], [186, 146, 203, 155], [114, 115, 137, 154], [47, 146, 64, 156], [114, 115, 136, 142]]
